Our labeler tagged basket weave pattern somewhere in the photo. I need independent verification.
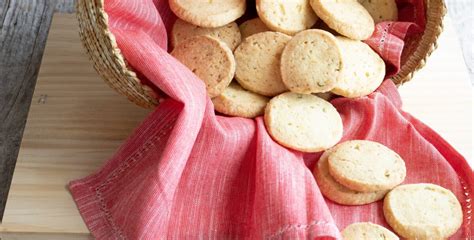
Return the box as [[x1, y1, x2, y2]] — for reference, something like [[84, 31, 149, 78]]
[[76, 0, 446, 109]]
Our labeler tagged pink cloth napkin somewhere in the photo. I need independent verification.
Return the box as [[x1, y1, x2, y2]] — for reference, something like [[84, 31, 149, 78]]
[[69, 0, 474, 239]]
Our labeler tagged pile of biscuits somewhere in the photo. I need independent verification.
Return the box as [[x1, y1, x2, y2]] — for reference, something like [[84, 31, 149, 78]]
[[168, 1, 463, 239], [170, 0, 393, 153], [314, 140, 463, 239]]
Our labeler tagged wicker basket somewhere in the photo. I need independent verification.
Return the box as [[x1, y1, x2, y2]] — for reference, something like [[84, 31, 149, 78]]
[[76, 0, 447, 109]]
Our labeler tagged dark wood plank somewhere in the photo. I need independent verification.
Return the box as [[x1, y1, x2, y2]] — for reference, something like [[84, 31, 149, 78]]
[[0, 0, 56, 221], [55, 0, 75, 13], [0, 232, 93, 240]]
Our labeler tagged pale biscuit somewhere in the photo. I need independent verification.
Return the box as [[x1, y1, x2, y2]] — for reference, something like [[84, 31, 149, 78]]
[[328, 140, 406, 192], [331, 37, 385, 98], [384, 184, 463, 239], [171, 19, 241, 51], [239, 18, 270, 39], [169, 0, 246, 28], [358, 0, 398, 23], [256, 0, 318, 35], [280, 29, 342, 94], [313, 150, 388, 205], [310, 0, 374, 40], [171, 36, 236, 98], [341, 222, 399, 240], [234, 32, 290, 97], [212, 82, 269, 118], [264, 92, 343, 152]]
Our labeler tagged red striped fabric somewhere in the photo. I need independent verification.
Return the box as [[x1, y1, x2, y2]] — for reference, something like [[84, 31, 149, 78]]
[[69, 0, 473, 239]]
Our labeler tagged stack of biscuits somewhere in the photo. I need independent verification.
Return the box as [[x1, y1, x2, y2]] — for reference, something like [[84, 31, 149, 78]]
[[168, 1, 464, 239], [316, 140, 463, 239]]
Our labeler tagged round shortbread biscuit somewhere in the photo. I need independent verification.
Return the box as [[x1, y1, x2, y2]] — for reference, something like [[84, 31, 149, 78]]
[[264, 92, 343, 152], [310, 0, 374, 40], [239, 18, 270, 39], [212, 82, 270, 118], [234, 32, 290, 97], [171, 36, 236, 98], [331, 37, 385, 98], [256, 0, 318, 35], [328, 140, 406, 192], [280, 29, 342, 94], [358, 0, 398, 23], [171, 19, 241, 51], [384, 184, 463, 239], [313, 150, 388, 205], [169, 0, 246, 28], [341, 222, 399, 240]]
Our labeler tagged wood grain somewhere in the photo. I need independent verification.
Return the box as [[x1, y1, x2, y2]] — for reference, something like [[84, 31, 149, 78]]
[[55, 0, 75, 13], [0, 0, 56, 221], [0, 13, 471, 237]]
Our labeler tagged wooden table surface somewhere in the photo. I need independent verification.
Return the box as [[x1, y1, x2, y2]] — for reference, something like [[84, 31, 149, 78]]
[[0, 13, 472, 238]]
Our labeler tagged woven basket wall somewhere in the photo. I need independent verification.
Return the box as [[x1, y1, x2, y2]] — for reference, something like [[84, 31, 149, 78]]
[[76, 0, 447, 109]]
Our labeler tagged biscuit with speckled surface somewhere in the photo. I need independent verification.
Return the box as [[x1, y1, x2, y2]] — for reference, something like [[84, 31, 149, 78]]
[[313, 149, 388, 205], [332, 37, 385, 98], [169, 0, 246, 28], [171, 36, 235, 98], [172, 19, 241, 50], [234, 31, 290, 97], [328, 140, 406, 192], [264, 92, 343, 152], [212, 82, 269, 118], [281, 29, 342, 94], [256, 0, 318, 35], [358, 0, 398, 23], [310, 0, 374, 40], [341, 222, 399, 240], [384, 184, 463, 239], [239, 18, 270, 39]]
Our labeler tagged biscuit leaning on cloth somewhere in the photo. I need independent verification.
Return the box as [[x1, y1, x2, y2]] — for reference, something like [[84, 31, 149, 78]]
[[341, 222, 399, 240], [264, 93, 343, 152], [171, 36, 236, 98], [384, 184, 463, 239]]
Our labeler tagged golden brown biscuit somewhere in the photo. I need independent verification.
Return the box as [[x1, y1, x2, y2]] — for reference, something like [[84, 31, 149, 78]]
[[171, 19, 241, 50], [234, 31, 290, 97], [280, 29, 342, 94], [384, 184, 463, 239], [171, 36, 235, 98], [256, 0, 318, 35], [212, 82, 269, 118], [169, 0, 246, 28], [328, 140, 406, 192], [265, 92, 343, 152], [314, 150, 389, 205], [310, 0, 374, 40]]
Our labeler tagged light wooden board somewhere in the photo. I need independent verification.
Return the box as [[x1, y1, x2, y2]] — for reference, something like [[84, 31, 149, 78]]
[[0, 14, 471, 236]]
